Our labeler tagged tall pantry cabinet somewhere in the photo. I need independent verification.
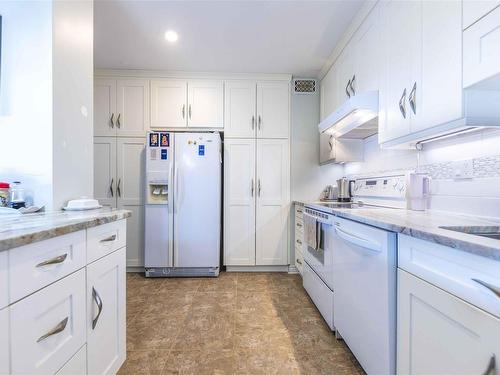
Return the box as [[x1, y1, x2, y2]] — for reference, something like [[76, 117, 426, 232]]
[[94, 77, 148, 269], [224, 80, 291, 267]]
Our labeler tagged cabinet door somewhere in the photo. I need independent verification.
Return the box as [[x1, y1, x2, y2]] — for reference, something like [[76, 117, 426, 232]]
[[398, 269, 500, 375], [319, 133, 335, 165], [151, 79, 187, 128], [463, 0, 500, 29], [223, 139, 256, 266], [410, 1, 463, 133], [94, 78, 117, 137], [93, 137, 116, 208], [117, 137, 145, 268], [336, 46, 354, 102], [256, 139, 289, 265], [0, 251, 7, 310], [0, 307, 8, 375], [187, 80, 224, 128], [256, 81, 290, 139], [87, 248, 126, 375], [116, 79, 150, 136], [379, 1, 416, 143], [352, 4, 381, 94], [320, 64, 339, 120], [224, 80, 257, 138]]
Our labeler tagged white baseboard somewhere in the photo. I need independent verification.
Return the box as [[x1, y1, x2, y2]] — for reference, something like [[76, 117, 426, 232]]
[[288, 265, 299, 274], [226, 265, 289, 272], [126, 266, 145, 273]]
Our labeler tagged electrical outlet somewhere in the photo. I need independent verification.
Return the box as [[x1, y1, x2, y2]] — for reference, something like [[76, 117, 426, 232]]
[[452, 159, 474, 179]]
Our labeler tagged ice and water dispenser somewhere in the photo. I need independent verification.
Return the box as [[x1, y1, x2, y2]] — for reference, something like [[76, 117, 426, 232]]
[[146, 132, 171, 205]]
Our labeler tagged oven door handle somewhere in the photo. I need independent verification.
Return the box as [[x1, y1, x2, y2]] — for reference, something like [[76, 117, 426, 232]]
[[335, 225, 382, 253]]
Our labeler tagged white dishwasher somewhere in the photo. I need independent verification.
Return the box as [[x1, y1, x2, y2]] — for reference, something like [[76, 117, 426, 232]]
[[332, 216, 397, 375]]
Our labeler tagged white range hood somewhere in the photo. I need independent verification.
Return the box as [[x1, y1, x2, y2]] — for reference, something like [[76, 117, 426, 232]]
[[318, 91, 379, 139]]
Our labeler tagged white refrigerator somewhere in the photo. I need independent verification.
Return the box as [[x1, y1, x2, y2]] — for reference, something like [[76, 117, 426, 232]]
[[144, 131, 221, 277]]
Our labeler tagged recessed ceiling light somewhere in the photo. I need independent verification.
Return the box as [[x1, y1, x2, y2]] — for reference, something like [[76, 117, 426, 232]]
[[164, 30, 178, 43]]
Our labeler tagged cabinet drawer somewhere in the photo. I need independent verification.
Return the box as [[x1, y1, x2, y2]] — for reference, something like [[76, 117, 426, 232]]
[[295, 219, 304, 233], [56, 345, 87, 375], [0, 251, 7, 309], [398, 234, 500, 318], [8, 230, 86, 303], [294, 205, 304, 219], [295, 248, 304, 274], [294, 236, 303, 249], [464, 6, 500, 87], [10, 269, 86, 375], [87, 220, 126, 263]]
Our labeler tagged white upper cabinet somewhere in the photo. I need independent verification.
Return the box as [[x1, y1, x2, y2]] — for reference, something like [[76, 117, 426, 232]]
[[151, 79, 224, 129], [411, 0, 463, 133], [255, 139, 289, 265], [187, 80, 224, 128], [336, 46, 354, 103], [320, 64, 339, 121], [94, 78, 117, 137], [224, 138, 256, 266], [225, 80, 257, 138], [463, 0, 500, 29], [151, 79, 187, 128], [398, 269, 500, 375], [464, 5, 500, 88], [93, 137, 117, 209], [116, 79, 150, 136], [94, 78, 149, 137], [256, 81, 290, 139], [379, 0, 463, 144]]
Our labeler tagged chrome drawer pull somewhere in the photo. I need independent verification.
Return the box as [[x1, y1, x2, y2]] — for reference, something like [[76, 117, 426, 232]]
[[92, 287, 103, 330], [36, 253, 68, 268], [296, 258, 302, 265], [483, 354, 495, 375], [297, 223, 303, 227], [37, 317, 68, 343], [472, 278, 500, 298], [296, 239, 302, 245], [100, 234, 117, 243]]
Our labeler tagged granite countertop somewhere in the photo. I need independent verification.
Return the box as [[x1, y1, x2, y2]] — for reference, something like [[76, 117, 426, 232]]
[[298, 201, 500, 261], [0, 208, 131, 251]]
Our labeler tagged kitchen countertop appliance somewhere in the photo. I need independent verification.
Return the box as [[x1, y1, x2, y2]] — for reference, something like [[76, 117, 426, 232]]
[[336, 177, 354, 202], [145, 131, 221, 277], [304, 172, 409, 375]]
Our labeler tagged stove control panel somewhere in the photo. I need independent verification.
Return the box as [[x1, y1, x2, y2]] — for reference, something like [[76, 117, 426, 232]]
[[353, 174, 407, 199]]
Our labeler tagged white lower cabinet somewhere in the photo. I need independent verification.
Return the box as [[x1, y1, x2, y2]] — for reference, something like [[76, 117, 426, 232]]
[[10, 269, 86, 375], [86, 247, 126, 375], [0, 307, 9, 375], [398, 269, 500, 375], [56, 345, 87, 375], [0, 251, 8, 310]]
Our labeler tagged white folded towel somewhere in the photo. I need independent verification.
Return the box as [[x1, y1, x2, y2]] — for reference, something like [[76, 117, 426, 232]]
[[304, 214, 318, 250]]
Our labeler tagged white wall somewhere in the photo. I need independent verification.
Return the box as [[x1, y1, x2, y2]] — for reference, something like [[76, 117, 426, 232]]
[[0, 2, 53, 207], [0, 1, 94, 210], [290, 85, 344, 202], [52, 0, 94, 209]]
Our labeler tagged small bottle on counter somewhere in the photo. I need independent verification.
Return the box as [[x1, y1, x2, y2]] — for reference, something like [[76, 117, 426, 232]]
[[9, 181, 26, 209], [0, 182, 9, 207]]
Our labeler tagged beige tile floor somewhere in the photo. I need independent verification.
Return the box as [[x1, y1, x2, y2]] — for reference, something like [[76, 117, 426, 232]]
[[119, 272, 364, 375]]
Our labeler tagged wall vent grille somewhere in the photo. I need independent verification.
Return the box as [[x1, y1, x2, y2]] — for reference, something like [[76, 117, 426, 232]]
[[293, 79, 316, 94]]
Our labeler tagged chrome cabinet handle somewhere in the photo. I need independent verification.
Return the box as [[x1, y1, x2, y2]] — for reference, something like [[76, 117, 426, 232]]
[[297, 223, 303, 228], [117, 178, 121, 197], [297, 209, 303, 213], [409, 82, 417, 115], [92, 287, 103, 330], [36, 253, 68, 268], [328, 135, 334, 150], [251, 115, 255, 130], [116, 113, 121, 128], [109, 178, 114, 197], [399, 88, 407, 119], [483, 355, 496, 375], [188, 104, 192, 119], [251, 179, 254, 197], [100, 234, 117, 243], [257, 179, 261, 197], [345, 79, 351, 98], [296, 258, 302, 265], [258, 115, 262, 130], [110, 113, 115, 128], [296, 239, 302, 245], [472, 278, 500, 298], [349, 75, 356, 96], [37, 317, 68, 343], [182, 104, 185, 119]]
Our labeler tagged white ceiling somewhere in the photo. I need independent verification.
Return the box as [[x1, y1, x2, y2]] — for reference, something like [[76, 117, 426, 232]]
[[94, 0, 364, 77]]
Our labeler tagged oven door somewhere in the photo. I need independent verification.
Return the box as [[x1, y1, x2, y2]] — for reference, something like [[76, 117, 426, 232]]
[[303, 213, 334, 290]]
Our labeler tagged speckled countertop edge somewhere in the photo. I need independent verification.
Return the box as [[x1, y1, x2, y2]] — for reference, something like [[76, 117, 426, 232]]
[[295, 201, 500, 262], [0, 209, 131, 251]]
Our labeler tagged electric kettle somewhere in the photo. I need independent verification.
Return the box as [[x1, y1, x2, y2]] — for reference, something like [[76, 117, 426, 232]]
[[336, 177, 354, 202]]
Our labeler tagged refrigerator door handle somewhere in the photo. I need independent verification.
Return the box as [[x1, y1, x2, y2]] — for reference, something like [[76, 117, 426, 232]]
[[174, 165, 179, 213], [168, 162, 174, 213]]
